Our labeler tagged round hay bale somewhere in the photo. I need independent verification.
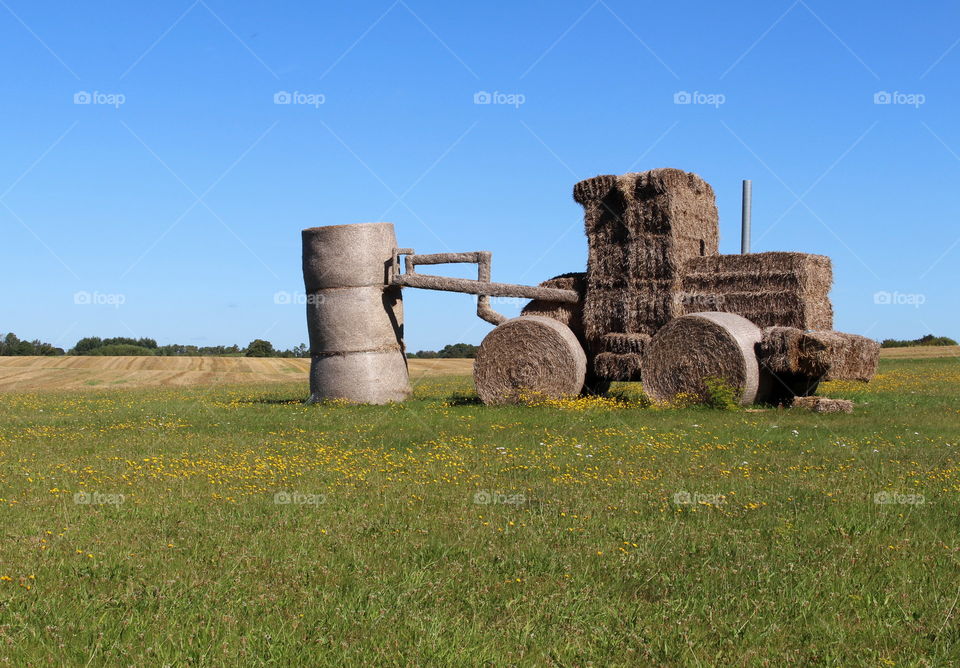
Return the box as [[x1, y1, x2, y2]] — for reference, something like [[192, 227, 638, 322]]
[[642, 312, 766, 405], [308, 349, 411, 405], [302, 222, 399, 291], [306, 285, 403, 354], [474, 316, 586, 405]]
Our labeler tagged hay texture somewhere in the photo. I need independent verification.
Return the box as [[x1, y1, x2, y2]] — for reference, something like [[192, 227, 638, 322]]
[[302, 222, 411, 404], [593, 352, 644, 382], [574, 169, 720, 350], [308, 350, 411, 405], [520, 273, 610, 395], [302, 222, 399, 291], [591, 333, 650, 381], [474, 316, 587, 405], [642, 312, 766, 405], [521, 273, 587, 341], [680, 252, 834, 330], [306, 285, 403, 354], [792, 396, 854, 414], [759, 327, 880, 382]]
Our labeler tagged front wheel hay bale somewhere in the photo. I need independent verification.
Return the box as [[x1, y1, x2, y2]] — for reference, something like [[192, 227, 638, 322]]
[[642, 312, 766, 406], [474, 316, 586, 405]]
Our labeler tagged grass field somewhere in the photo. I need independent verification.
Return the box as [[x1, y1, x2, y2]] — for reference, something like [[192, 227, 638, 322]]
[[0, 354, 958, 665]]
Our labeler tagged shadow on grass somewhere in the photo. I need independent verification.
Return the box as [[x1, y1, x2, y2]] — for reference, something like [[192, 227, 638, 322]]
[[444, 392, 483, 406]]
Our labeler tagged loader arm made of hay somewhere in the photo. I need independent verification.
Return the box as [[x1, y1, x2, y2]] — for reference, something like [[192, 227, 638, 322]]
[[387, 248, 579, 326]]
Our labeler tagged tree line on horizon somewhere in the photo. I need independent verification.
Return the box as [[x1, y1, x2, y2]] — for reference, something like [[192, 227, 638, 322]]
[[2, 331, 953, 358], [0, 333, 483, 358], [0, 333, 309, 358]]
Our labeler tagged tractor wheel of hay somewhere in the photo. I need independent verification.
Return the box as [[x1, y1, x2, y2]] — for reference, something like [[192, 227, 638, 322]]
[[474, 316, 586, 405], [642, 312, 766, 406]]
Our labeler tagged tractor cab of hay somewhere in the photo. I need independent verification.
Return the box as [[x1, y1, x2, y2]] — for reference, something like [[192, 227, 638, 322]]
[[302, 168, 879, 406]]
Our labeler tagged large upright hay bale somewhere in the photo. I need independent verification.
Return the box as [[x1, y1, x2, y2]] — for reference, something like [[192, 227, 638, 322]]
[[642, 312, 767, 405], [680, 252, 834, 330], [302, 222, 411, 404], [474, 316, 586, 405], [574, 169, 720, 352]]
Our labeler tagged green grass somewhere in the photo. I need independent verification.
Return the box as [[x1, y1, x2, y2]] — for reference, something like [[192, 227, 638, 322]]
[[0, 357, 958, 666]]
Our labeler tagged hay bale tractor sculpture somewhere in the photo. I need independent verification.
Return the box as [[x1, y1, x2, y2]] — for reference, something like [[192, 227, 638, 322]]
[[302, 168, 880, 406]]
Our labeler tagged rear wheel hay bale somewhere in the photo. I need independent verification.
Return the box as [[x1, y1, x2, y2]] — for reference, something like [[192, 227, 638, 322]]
[[642, 312, 767, 406], [474, 316, 586, 405]]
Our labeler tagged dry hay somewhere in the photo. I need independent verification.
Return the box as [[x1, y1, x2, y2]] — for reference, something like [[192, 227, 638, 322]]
[[593, 352, 644, 382], [474, 316, 586, 405], [593, 333, 649, 381], [308, 350, 411, 405], [812, 332, 880, 382], [574, 169, 720, 348], [521, 273, 586, 340], [642, 312, 765, 405], [302, 222, 399, 291], [521, 273, 611, 396], [759, 327, 880, 382], [599, 333, 650, 355], [306, 285, 404, 354], [302, 222, 411, 404], [791, 396, 854, 414], [680, 252, 834, 330]]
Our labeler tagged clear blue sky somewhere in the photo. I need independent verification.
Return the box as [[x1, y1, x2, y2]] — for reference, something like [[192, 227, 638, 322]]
[[2, 0, 957, 351]]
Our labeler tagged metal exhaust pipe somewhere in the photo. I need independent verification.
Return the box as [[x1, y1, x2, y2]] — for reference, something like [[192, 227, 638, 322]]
[[741, 179, 752, 254]]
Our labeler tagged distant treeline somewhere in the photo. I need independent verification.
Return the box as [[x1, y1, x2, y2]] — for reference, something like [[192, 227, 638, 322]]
[[0, 333, 309, 358], [406, 343, 478, 359], [881, 334, 957, 348]]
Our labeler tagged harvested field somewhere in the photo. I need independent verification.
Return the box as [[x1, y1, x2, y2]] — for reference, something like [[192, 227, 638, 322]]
[[0, 356, 474, 392], [879, 345, 960, 359]]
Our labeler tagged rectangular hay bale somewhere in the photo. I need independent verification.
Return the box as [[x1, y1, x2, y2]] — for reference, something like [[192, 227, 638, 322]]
[[593, 352, 643, 382], [680, 252, 834, 330], [792, 396, 854, 414]]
